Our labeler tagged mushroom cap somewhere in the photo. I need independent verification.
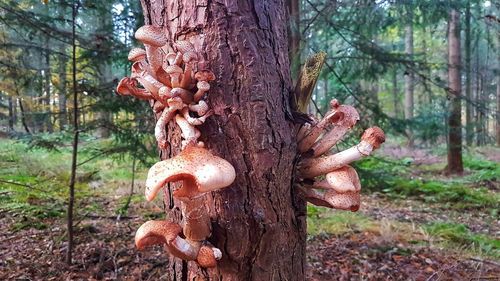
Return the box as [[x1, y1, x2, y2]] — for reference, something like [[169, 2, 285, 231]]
[[116, 77, 133, 96], [135, 220, 182, 250], [325, 190, 360, 211], [194, 70, 216, 81], [128, 48, 147, 62], [335, 105, 360, 128], [325, 165, 361, 193], [299, 187, 360, 211], [197, 245, 222, 268], [196, 81, 210, 91], [361, 126, 385, 149], [171, 87, 193, 104], [135, 25, 168, 47], [164, 65, 183, 75], [145, 146, 236, 201]]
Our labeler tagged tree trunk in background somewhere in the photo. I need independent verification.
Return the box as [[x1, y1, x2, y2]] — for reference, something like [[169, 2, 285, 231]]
[[404, 7, 414, 147], [58, 47, 68, 130], [8, 94, 14, 131], [496, 31, 500, 146], [392, 68, 399, 118], [447, 9, 463, 174], [44, 37, 53, 133], [465, 1, 472, 145], [95, 2, 114, 138], [140, 1, 306, 279]]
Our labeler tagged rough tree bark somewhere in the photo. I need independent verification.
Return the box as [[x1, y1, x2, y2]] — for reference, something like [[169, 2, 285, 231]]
[[404, 6, 414, 147], [447, 9, 463, 174], [140, 0, 306, 280]]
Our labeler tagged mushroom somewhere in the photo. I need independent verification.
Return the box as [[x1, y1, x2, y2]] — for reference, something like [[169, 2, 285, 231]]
[[180, 51, 198, 89], [128, 47, 148, 68], [310, 105, 360, 157], [299, 127, 385, 179], [144, 146, 236, 201], [131, 61, 164, 101], [154, 97, 185, 149], [298, 187, 360, 212], [164, 65, 183, 88], [116, 77, 153, 100], [298, 100, 342, 153], [135, 220, 199, 260], [135, 25, 168, 75], [307, 165, 361, 194], [194, 70, 216, 82], [189, 100, 210, 116], [193, 81, 210, 103], [170, 87, 193, 104]]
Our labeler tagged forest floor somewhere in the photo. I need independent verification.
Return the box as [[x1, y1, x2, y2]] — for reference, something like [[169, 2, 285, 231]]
[[0, 139, 498, 280]]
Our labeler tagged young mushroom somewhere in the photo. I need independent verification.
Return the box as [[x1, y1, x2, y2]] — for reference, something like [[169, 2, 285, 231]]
[[135, 25, 168, 75], [310, 105, 360, 157], [116, 77, 153, 100]]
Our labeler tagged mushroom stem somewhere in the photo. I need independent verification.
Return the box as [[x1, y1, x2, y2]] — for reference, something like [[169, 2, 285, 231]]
[[189, 100, 209, 116], [296, 123, 312, 142], [299, 127, 385, 178], [154, 97, 184, 149], [181, 195, 211, 242]]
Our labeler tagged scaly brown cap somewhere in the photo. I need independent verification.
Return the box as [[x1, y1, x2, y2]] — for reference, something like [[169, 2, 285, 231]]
[[128, 48, 147, 62], [361, 126, 385, 149], [135, 25, 168, 47]]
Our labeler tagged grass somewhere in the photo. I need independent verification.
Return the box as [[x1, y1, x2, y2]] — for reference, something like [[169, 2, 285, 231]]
[[356, 155, 500, 211], [0, 138, 147, 230], [424, 222, 500, 259]]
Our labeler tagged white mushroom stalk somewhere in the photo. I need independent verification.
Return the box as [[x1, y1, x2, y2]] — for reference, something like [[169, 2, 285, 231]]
[[116, 26, 236, 268], [300, 126, 385, 178]]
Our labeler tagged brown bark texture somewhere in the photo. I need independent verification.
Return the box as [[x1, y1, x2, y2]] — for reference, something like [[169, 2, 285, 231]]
[[447, 9, 463, 173], [140, 0, 306, 280]]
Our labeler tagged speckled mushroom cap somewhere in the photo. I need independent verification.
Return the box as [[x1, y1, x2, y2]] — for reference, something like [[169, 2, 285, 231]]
[[145, 146, 236, 201], [325, 165, 361, 193], [361, 126, 385, 149], [127, 48, 147, 62], [135, 25, 168, 47], [194, 70, 216, 81], [135, 220, 199, 261], [135, 220, 182, 250], [299, 187, 360, 212]]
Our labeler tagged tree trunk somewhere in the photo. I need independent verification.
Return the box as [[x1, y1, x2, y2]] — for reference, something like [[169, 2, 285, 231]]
[[465, 1, 473, 145], [496, 31, 500, 146], [404, 7, 414, 147], [58, 47, 68, 130], [8, 94, 14, 131], [140, 1, 306, 280], [44, 37, 53, 133], [447, 9, 463, 174], [392, 68, 399, 118]]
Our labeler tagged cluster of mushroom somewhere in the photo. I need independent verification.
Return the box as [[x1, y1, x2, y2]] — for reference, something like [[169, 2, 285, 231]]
[[116, 25, 236, 268], [296, 100, 385, 211]]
